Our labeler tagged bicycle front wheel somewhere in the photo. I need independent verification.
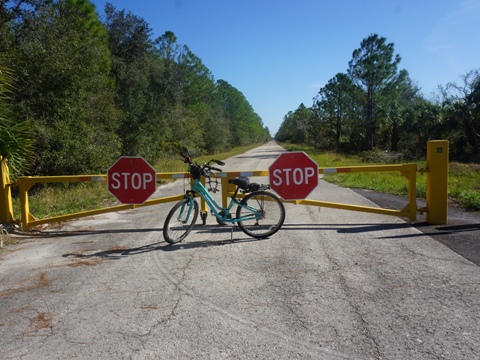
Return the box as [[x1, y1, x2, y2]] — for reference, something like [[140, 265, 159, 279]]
[[236, 191, 285, 238], [163, 198, 199, 244]]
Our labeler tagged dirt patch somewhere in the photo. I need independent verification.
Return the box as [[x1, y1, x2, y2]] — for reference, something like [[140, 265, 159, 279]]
[[23, 311, 53, 335]]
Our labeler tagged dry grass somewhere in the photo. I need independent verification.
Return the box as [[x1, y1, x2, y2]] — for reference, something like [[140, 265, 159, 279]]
[[0, 272, 50, 300], [67, 258, 105, 267]]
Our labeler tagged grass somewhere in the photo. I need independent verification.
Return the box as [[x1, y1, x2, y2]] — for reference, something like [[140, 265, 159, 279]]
[[282, 143, 480, 212], [448, 162, 480, 211]]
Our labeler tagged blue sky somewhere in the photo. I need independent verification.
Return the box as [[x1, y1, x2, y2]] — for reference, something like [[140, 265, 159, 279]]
[[90, 0, 480, 136]]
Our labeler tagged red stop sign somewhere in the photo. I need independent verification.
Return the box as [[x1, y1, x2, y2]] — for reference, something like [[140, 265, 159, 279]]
[[269, 152, 318, 200], [107, 156, 157, 204]]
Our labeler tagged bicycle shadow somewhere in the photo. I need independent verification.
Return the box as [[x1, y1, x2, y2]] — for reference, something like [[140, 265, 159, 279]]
[[45, 220, 451, 263], [60, 224, 272, 260]]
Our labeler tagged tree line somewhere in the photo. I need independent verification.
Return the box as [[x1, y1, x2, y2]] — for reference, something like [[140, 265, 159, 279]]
[[275, 34, 480, 163], [0, 0, 270, 178]]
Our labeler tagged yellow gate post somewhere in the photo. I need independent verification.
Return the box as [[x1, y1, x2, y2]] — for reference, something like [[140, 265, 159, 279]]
[[0, 156, 14, 224], [426, 140, 449, 224]]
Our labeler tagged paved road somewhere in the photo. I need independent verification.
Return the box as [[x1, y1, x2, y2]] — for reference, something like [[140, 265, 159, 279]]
[[1, 142, 479, 359], [354, 188, 480, 266]]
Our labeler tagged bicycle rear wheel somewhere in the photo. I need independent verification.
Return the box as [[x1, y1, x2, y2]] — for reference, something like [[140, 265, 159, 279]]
[[163, 198, 199, 244], [236, 191, 285, 238]]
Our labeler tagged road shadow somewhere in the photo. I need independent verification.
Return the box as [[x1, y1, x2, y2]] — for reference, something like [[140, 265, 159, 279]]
[[354, 189, 480, 266], [18, 202, 480, 266], [281, 222, 413, 234], [234, 154, 281, 160], [58, 224, 273, 260], [12, 228, 163, 239]]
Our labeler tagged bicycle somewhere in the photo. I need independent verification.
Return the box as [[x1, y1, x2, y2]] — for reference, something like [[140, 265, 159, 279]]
[[163, 149, 286, 244]]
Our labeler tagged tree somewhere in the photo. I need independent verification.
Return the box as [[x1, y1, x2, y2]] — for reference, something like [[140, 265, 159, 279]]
[[1, 1, 268, 177], [378, 69, 420, 152], [275, 104, 312, 144], [445, 69, 480, 161], [155, 31, 184, 106], [0, 0, 46, 51], [179, 45, 215, 106], [291, 103, 309, 143], [104, 4, 160, 158], [401, 98, 442, 159], [313, 73, 357, 150], [11, 0, 120, 175], [274, 110, 296, 143], [348, 34, 401, 151], [0, 58, 34, 178], [215, 79, 266, 146]]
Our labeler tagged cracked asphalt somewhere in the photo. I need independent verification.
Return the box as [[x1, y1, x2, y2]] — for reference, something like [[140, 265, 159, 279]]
[[0, 142, 479, 359]]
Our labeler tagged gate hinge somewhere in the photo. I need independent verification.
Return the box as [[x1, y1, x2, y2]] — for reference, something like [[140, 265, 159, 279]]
[[418, 207, 429, 215]]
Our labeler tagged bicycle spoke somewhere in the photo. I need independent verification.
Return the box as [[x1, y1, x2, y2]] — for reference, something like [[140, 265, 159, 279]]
[[237, 191, 285, 238], [163, 198, 199, 244]]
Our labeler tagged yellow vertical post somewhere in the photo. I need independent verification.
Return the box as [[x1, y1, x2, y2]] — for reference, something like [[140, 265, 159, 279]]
[[426, 140, 449, 224], [18, 177, 33, 230], [0, 156, 14, 224], [221, 178, 229, 209], [404, 164, 418, 221]]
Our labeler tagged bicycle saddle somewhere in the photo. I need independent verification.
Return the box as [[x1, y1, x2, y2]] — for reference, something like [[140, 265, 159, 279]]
[[229, 177, 263, 192], [228, 176, 250, 190]]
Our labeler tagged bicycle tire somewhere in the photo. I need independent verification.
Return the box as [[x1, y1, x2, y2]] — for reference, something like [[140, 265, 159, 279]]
[[236, 191, 285, 238], [163, 198, 199, 244]]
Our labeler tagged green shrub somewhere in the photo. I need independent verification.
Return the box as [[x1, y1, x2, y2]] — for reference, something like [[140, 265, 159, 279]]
[[457, 190, 480, 211]]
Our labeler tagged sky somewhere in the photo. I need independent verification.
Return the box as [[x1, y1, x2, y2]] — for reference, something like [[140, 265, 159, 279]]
[[90, 0, 480, 136]]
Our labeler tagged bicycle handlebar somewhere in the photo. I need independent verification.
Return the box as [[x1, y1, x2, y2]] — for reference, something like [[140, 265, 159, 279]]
[[180, 148, 224, 178]]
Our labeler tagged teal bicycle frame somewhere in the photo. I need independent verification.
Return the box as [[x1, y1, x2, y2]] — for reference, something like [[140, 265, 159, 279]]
[[186, 177, 263, 224], [163, 150, 285, 244]]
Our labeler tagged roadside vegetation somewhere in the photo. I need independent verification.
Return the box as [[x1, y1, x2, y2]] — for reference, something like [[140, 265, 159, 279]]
[[1, 1, 270, 182]]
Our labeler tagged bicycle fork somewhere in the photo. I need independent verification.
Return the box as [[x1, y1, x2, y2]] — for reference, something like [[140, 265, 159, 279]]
[[179, 194, 196, 224]]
